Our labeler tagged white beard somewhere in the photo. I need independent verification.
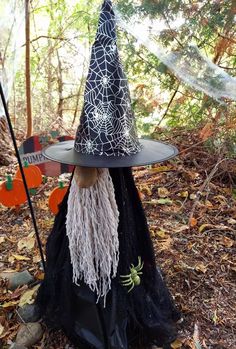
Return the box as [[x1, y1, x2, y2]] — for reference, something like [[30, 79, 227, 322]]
[[66, 168, 119, 305]]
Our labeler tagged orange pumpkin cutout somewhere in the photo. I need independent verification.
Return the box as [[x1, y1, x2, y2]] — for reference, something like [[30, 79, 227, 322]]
[[15, 161, 42, 189], [49, 182, 68, 215], [0, 176, 27, 208]]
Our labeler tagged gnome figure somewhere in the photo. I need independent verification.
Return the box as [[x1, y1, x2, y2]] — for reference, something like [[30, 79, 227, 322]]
[[37, 1, 180, 348]]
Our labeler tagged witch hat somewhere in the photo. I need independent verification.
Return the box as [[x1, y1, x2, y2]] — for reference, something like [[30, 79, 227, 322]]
[[44, 0, 178, 167]]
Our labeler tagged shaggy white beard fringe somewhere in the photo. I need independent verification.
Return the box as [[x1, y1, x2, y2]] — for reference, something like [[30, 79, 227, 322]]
[[66, 168, 119, 305]]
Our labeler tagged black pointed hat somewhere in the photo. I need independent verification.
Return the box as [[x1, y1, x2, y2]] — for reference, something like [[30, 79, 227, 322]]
[[44, 0, 178, 167]]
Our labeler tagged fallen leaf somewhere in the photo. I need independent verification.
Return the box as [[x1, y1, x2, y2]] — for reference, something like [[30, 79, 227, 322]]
[[38, 218, 54, 230], [0, 323, 4, 336], [149, 229, 156, 238], [140, 185, 152, 196], [18, 285, 40, 307], [1, 300, 19, 308], [143, 199, 156, 205], [10, 285, 28, 300], [205, 200, 213, 208], [198, 224, 212, 233], [37, 199, 49, 211], [193, 322, 202, 349], [199, 122, 213, 141], [33, 255, 42, 263], [213, 195, 227, 205], [187, 242, 194, 250], [0, 316, 6, 326], [195, 263, 208, 273], [201, 192, 208, 197], [17, 235, 35, 251], [5, 237, 17, 243], [0, 237, 5, 244], [44, 190, 51, 197], [227, 218, 236, 225], [149, 165, 171, 173], [156, 236, 172, 251], [177, 191, 189, 198], [28, 231, 35, 238], [35, 271, 45, 280], [171, 338, 183, 348], [11, 254, 31, 261], [220, 253, 229, 261], [182, 339, 196, 349], [190, 193, 197, 200], [156, 198, 173, 205], [8, 256, 15, 263], [212, 310, 218, 325], [221, 236, 234, 248], [0, 323, 19, 340], [199, 223, 233, 233], [1, 269, 17, 273], [158, 187, 170, 198], [156, 230, 166, 238], [189, 217, 198, 227], [138, 191, 146, 200], [174, 225, 189, 233]]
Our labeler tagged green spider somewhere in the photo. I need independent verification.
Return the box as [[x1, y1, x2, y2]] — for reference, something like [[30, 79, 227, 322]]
[[120, 256, 144, 292]]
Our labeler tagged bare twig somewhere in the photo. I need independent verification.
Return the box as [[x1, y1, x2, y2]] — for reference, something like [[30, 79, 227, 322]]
[[179, 139, 211, 155], [157, 83, 180, 126], [188, 157, 227, 225]]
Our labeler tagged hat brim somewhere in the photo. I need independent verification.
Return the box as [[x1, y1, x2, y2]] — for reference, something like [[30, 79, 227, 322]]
[[43, 139, 178, 168]]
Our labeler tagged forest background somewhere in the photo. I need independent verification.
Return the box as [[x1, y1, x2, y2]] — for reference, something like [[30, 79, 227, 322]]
[[0, 0, 235, 150]]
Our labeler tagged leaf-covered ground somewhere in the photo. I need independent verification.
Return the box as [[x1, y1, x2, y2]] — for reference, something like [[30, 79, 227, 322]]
[[0, 132, 235, 349]]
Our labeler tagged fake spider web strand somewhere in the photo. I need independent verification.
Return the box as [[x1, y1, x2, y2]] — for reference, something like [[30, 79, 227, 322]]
[[0, 0, 24, 115], [114, 7, 236, 102]]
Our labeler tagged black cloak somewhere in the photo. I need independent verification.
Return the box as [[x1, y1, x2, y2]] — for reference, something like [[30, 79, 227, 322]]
[[36, 168, 180, 349]]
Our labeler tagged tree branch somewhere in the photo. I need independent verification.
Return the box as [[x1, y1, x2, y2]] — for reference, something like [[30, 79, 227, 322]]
[[29, 35, 66, 44], [157, 83, 180, 127], [218, 33, 236, 45]]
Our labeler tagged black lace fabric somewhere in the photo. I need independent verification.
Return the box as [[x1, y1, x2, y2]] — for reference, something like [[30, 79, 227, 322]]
[[36, 168, 180, 349]]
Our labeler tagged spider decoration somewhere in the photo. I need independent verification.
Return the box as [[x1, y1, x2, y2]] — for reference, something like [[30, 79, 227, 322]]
[[120, 256, 144, 293]]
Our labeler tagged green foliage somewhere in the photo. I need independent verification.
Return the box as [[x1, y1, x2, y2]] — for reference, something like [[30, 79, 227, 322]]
[[3, 0, 235, 156], [116, 0, 236, 154]]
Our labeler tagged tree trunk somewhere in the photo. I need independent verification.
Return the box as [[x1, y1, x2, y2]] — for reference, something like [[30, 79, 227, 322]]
[[56, 49, 63, 121], [72, 58, 86, 127], [25, 0, 33, 137], [47, 0, 54, 118], [0, 117, 14, 166]]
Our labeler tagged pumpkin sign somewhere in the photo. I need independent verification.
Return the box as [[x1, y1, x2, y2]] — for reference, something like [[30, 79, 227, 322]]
[[49, 182, 68, 215], [0, 176, 27, 208], [15, 161, 42, 189], [19, 134, 74, 177]]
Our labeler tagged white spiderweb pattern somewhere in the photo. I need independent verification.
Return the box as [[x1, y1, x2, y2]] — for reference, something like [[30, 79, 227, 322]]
[[74, 0, 142, 156]]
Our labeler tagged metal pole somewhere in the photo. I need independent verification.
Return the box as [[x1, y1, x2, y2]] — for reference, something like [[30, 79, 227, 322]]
[[0, 82, 46, 271]]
